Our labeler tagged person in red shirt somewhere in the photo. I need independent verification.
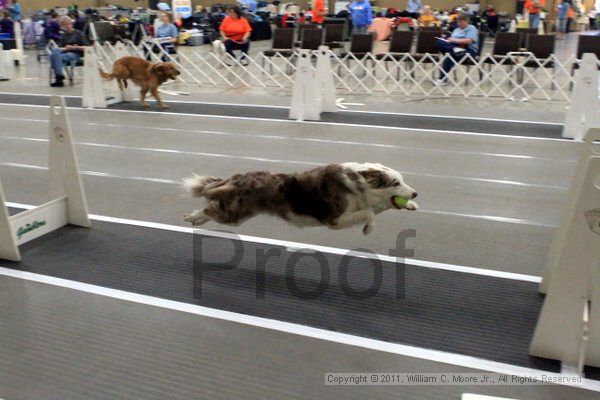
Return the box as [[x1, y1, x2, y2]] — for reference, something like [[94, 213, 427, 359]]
[[525, 0, 545, 29], [312, 0, 325, 24], [219, 6, 252, 65]]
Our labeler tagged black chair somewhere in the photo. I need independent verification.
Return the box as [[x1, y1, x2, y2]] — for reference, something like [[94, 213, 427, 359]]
[[338, 33, 374, 76], [570, 35, 600, 88], [516, 27, 537, 49], [410, 31, 440, 78], [262, 28, 295, 72], [48, 57, 85, 86], [521, 34, 556, 87], [263, 28, 295, 58], [376, 31, 413, 78], [296, 23, 318, 46], [324, 23, 345, 50], [299, 28, 323, 50], [482, 32, 520, 65]]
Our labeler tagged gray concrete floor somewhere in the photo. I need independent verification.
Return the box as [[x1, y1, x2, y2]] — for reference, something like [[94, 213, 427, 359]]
[[0, 275, 596, 400]]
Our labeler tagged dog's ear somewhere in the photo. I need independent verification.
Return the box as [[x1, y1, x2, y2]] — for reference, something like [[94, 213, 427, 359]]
[[150, 63, 167, 77], [358, 169, 393, 189]]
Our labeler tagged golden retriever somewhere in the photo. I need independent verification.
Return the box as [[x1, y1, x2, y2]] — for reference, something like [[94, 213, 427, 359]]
[[99, 56, 180, 108]]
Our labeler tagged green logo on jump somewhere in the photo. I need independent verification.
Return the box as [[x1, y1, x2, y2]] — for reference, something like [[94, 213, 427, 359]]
[[17, 220, 47, 239]]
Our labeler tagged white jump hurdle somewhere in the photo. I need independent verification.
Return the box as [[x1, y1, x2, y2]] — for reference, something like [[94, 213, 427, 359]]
[[289, 47, 337, 121], [82, 46, 126, 109], [562, 53, 600, 141], [0, 96, 90, 262], [529, 127, 600, 370], [0, 43, 10, 81]]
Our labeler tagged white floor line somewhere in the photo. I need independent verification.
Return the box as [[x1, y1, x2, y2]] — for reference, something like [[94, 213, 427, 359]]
[[0, 116, 577, 164], [5, 201, 542, 283], [0, 267, 596, 392], [0, 92, 566, 126], [0, 137, 571, 191], [0, 103, 572, 142]]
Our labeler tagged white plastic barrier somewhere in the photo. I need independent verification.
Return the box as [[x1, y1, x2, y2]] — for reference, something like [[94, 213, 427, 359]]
[[0, 96, 90, 262], [530, 128, 600, 370], [0, 44, 10, 81], [289, 47, 337, 121], [563, 54, 600, 141], [11, 21, 23, 65], [82, 47, 124, 109]]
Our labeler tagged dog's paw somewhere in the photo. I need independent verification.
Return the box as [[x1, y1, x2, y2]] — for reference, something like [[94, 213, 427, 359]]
[[362, 221, 373, 235], [405, 200, 419, 211], [183, 210, 209, 225], [141, 103, 150, 108], [159, 104, 170, 109]]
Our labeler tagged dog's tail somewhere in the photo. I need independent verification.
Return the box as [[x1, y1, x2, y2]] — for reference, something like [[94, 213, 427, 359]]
[[98, 68, 114, 81], [182, 175, 223, 197]]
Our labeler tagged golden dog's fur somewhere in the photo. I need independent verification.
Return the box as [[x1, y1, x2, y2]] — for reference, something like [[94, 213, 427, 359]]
[[99, 56, 180, 108]]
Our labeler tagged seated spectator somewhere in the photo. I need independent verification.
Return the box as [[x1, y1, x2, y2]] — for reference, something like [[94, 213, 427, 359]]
[[406, 0, 423, 19], [418, 6, 438, 27], [43, 12, 61, 41], [154, 12, 179, 60], [481, 4, 498, 33], [71, 12, 87, 32], [220, 6, 252, 66], [436, 12, 478, 85], [49, 17, 88, 87], [0, 12, 14, 37], [368, 12, 393, 41], [348, 0, 373, 34]]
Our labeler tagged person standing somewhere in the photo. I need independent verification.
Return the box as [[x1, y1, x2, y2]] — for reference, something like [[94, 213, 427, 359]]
[[219, 6, 252, 65], [525, 0, 545, 29], [311, 0, 326, 24], [43, 12, 61, 41], [406, 0, 423, 19], [49, 17, 88, 87], [436, 13, 478, 85], [556, 0, 570, 39], [348, 0, 372, 34], [7, 0, 21, 22], [0, 11, 14, 36]]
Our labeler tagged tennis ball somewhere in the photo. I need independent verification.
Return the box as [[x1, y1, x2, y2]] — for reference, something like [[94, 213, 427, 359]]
[[393, 196, 409, 207]]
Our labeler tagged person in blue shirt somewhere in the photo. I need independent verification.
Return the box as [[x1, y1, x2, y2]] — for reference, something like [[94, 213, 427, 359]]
[[436, 13, 479, 84], [43, 12, 61, 41], [7, 0, 21, 22], [348, 0, 372, 34], [556, 0, 570, 39], [239, 0, 258, 12], [406, 0, 423, 18], [154, 12, 179, 61]]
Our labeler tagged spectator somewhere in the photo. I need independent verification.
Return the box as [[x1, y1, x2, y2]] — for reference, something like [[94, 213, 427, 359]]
[[406, 0, 423, 19], [436, 13, 478, 85], [348, 0, 372, 34], [0, 11, 14, 36], [481, 4, 498, 33], [220, 5, 252, 66], [154, 12, 178, 60], [418, 5, 437, 27], [525, 0, 545, 29], [556, 0, 570, 39], [240, 0, 258, 13], [43, 12, 61, 41], [588, 6, 597, 30], [311, 0, 326, 24], [7, 0, 21, 22], [49, 16, 88, 87], [72, 12, 87, 32]]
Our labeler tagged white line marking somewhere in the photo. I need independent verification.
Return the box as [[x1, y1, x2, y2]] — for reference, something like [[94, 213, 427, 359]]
[[0, 92, 565, 126], [0, 137, 570, 191], [4, 201, 543, 283], [0, 103, 572, 142], [0, 116, 576, 164], [0, 267, 596, 392]]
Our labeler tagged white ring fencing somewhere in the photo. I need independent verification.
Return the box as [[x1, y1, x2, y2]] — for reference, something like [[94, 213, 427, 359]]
[[91, 39, 595, 103]]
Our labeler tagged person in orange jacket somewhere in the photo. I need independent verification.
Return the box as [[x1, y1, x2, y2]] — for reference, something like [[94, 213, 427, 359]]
[[525, 0, 545, 29]]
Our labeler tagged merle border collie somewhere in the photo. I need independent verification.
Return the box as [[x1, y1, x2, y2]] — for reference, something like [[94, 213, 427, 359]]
[[182, 163, 418, 235]]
